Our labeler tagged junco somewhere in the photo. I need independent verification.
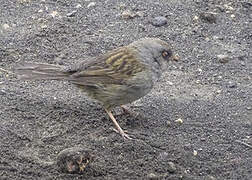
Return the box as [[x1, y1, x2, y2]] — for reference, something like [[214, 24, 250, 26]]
[[15, 38, 178, 139]]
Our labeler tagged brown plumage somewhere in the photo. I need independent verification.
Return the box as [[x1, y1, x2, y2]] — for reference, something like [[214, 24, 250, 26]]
[[15, 38, 177, 139]]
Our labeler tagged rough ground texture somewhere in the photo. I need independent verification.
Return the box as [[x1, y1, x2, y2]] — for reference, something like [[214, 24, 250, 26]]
[[0, 0, 251, 179]]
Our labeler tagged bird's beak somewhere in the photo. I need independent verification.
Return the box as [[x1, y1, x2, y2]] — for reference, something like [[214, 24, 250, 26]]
[[171, 54, 180, 61]]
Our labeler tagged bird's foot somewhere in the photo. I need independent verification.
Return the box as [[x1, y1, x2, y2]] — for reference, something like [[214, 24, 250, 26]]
[[112, 128, 132, 140]]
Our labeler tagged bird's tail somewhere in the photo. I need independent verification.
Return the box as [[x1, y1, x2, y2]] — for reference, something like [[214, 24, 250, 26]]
[[14, 62, 70, 80]]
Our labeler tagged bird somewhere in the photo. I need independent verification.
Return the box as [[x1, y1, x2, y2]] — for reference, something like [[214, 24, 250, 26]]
[[15, 38, 178, 139]]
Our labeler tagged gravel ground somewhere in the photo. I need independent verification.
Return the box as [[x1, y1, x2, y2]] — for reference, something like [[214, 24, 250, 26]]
[[0, 0, 251, 179]]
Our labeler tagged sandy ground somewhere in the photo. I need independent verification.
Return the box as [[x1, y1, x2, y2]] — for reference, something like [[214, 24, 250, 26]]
[[0, 0, 251, 179]]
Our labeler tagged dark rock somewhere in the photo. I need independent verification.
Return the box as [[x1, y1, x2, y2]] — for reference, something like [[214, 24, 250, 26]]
[[199, 12, 217, 23], [56, 147, 94, 174]]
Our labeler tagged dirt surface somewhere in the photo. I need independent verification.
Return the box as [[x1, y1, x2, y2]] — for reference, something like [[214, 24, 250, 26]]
[[0, 0, 251, 179]]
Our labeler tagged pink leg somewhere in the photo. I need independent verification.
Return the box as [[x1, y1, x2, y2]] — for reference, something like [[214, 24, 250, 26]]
[[105, 109, 132, 140]]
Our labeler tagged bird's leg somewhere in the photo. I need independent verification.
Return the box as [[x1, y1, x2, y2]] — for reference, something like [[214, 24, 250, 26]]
[[120, 105, 139, 118], [104, 109, 132, 140], [120, 105, 131, 114]]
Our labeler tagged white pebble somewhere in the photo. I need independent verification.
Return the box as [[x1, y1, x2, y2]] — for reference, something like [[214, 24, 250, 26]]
[[2, 24, 10, 29], [193, 150, 198, 156], [87, 2, 96, 8], [75, 4, 82, 8], [175, 118, 183, 124], [50, 11, 58, 17]]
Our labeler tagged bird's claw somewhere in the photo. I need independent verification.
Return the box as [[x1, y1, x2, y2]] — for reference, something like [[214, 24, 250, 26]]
[[112, 128, 132, 140]]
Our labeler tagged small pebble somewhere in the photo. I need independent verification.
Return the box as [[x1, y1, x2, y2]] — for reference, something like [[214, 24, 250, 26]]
[[50, 11, 58, 18], [246, 107, 251, 110], [121, 10, 135, 19], [67, 11, 77, 17], [151, 16, 167, 27], [193, 150, 198, 156], [0, 89, 6, 95], [197, 68, 202, 72], [135, 11, 144, 17], [2, 24, 10, 30], [199, 12, 217, 23], [224, 4, 234, 11], [227, 81, 237, 88], [75, 4, 82, 8], [213, 36, 224, 40], [172, 54, 180, 61], [147, 173, 159, 180], [205, 175, 217, 180], [87, 2, 96, 8], [217, 54, 230, 63], [175, 118, 183, 124], [40, 24, 47, 29], [167, 162, 176, 173], [193, 15, 199, 21], [167, 81, 174, 86], [230, 14, 235, 18], [195, 80, 201, 84]]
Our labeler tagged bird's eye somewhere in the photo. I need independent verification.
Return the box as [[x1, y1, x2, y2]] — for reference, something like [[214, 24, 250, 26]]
[[162, 50, 172, 59]]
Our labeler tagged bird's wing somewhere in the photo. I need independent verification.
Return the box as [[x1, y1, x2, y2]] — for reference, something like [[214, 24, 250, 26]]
[[67, 47, 146, 86]]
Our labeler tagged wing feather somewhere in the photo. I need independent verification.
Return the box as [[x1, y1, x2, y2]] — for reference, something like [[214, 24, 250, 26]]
[[68, 47, 146, 86]]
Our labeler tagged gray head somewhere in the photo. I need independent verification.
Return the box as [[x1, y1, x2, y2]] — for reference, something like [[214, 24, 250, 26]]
[[129, 38, 175, 77]]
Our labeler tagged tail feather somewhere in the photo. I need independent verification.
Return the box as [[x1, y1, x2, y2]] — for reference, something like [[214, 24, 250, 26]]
[[15, 62, 69, 80]]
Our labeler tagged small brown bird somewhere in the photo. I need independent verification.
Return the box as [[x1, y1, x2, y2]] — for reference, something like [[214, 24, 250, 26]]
[[15, 38, 177, 139]]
